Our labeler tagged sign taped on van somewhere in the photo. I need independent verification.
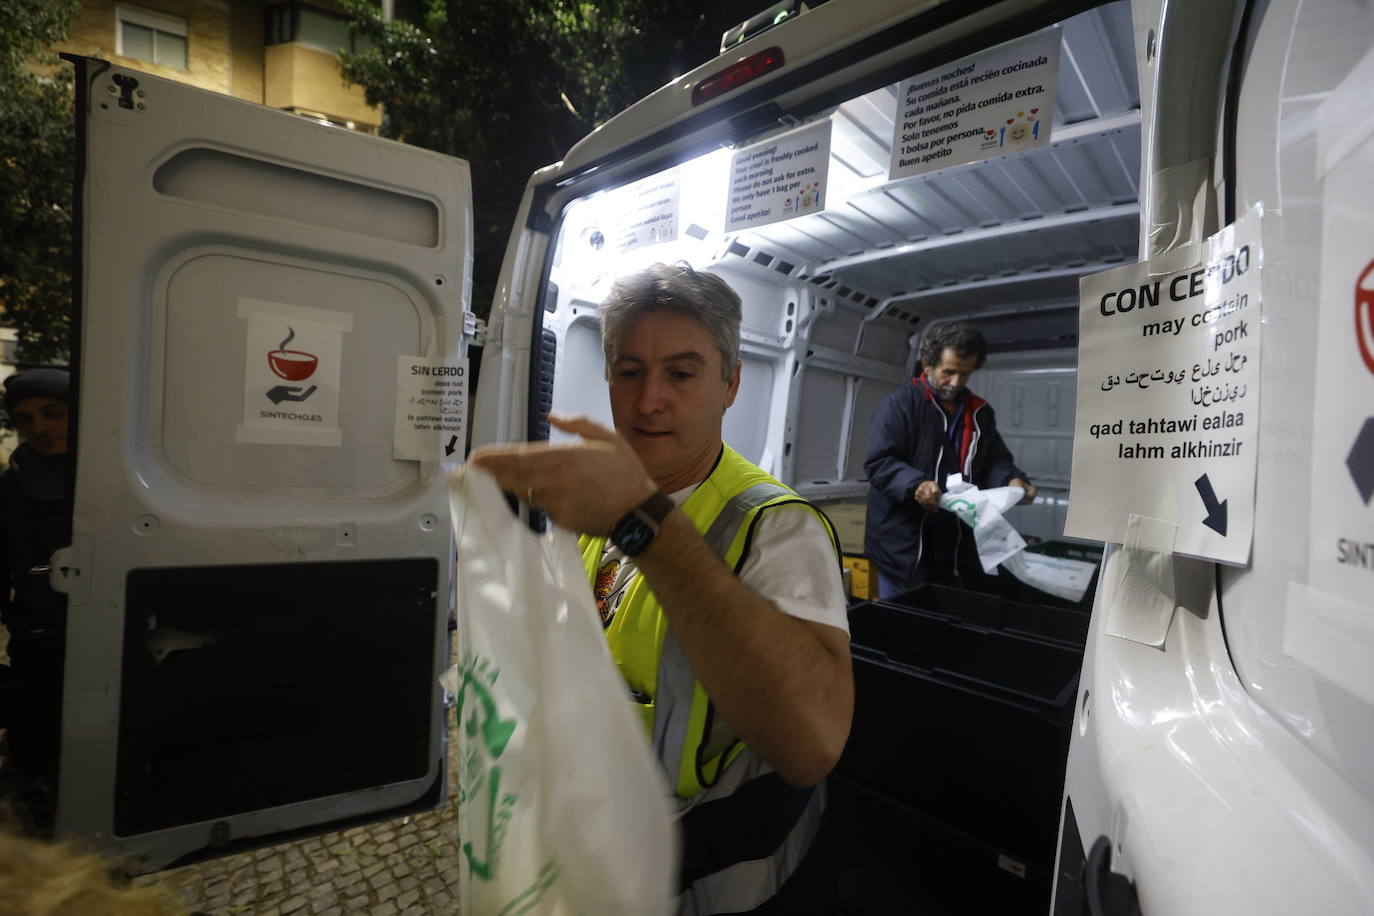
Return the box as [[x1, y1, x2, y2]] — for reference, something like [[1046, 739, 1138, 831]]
[[1065, 206, 1263, 565], [394, 355, 468, 462], [1310, 67, 1374, 605], [889, 28, 1060, 180], [725, 119, 830, 233], [611, 170, 680, 254], [236, 299, 352, 447]]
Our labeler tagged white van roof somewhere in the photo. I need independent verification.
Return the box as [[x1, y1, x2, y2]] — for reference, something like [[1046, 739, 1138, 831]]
[[559, 0, 926, 175], [552, 0, 1140, 328]]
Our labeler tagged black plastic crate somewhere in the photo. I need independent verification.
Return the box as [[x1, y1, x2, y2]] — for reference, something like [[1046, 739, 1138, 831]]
[[837, 599, 1083, 870], [831, 774, 1052, 916], [1029, 539, 1103, 564], [887, 583, 1090, 648]]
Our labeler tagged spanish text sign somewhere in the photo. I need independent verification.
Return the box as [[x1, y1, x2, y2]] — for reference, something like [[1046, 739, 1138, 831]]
[[725, 119, 831, 232], [613, 170, 679, 254], [1065, 207, 1263, 565], [889, 28, 1060, 179], [394, 356, 468, 462]]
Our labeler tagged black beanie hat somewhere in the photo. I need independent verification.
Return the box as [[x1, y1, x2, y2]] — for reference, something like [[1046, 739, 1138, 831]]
[[3, 368, 70, 411]]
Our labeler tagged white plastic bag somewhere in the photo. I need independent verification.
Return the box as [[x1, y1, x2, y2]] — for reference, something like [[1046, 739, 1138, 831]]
[[446, 468, 677, 916], [1002, 551, 1096, 604], [938, 474, 1027, 573]]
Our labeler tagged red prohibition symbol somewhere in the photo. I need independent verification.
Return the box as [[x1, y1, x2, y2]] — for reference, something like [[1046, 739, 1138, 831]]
[[1359, 257, 1374, 376]]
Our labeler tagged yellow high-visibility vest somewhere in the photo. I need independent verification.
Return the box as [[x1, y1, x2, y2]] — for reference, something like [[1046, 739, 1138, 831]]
[[579, 445, 839, 798]]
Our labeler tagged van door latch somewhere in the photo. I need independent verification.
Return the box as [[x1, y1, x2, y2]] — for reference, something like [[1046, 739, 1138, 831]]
[[48, 536, 93, 606]]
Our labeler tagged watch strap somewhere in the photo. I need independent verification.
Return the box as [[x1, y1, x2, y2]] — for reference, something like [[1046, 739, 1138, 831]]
[[632, 489, 674, 528], [611, 489, 674, 556]]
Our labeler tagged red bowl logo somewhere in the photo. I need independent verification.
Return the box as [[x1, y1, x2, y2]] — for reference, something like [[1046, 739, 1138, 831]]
[[1359, 257, 1374, 376], [268, 349, 318, 381]]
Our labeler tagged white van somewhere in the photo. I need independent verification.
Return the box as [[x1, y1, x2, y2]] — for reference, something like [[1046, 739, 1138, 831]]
[[48, 0, 1374, 911]]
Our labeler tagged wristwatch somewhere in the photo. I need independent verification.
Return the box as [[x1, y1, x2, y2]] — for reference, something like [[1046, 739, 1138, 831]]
[[610, 490, 675, 557]]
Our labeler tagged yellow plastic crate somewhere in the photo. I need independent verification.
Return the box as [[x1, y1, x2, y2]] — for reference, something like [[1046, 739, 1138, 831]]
[[842, 555, 875, 600]]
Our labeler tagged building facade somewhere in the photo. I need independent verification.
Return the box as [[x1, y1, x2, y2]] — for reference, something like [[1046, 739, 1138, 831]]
[[58, 0, 381, 131]]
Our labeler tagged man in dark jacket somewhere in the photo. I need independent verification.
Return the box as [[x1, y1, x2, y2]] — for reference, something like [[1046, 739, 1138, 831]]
[[0, 367, 73, 831], [864, 323, 1035, 598]]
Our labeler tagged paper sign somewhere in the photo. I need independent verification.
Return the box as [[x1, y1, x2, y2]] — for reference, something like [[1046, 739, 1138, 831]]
[[613, 171, 680, 253], [725, 119, 831, 232], [394, 356, 468, 461], [890, 28, 1060, 180], [236, 299, 352, 447], [1310, 48, 1374, 606], [1065, 206, 1263, 564]]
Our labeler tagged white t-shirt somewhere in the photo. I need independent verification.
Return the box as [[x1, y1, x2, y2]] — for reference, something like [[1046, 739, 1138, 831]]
[[592, 485, 849, 635]]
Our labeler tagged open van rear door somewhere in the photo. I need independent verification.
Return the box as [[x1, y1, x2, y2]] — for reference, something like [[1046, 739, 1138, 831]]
[[55, 57, 471, 870]]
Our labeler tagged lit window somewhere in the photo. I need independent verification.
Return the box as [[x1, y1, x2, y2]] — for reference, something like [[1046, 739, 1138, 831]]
[[116, 4, 188, 70]]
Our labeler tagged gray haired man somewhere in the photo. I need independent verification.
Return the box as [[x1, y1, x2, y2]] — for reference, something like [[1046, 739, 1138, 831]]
[[471, 263, 852, 914]]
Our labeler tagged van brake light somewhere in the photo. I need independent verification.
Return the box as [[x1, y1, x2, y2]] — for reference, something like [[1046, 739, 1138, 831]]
[[691, 48, 785, 106]]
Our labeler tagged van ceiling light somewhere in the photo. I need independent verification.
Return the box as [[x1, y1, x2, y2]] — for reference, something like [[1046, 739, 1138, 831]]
[[692, 48, 785, 106]]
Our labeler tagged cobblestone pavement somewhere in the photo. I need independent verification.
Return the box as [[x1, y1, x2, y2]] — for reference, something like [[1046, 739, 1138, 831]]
[[146, 648, 464, 916], [150, 786, 462, 916]]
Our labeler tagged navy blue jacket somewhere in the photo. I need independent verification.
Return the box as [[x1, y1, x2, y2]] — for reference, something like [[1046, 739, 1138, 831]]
[[0, 444, 70, 637], [863, 379, 1025, 587]]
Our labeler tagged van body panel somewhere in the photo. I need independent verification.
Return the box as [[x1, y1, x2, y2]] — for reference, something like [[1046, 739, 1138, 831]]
[[470, 168, 555, 452], [556, 0, 960, 174], [541, 0, 1112, 218], [1056, 1, 1374, 911], [1225, 0, 1374, 805]]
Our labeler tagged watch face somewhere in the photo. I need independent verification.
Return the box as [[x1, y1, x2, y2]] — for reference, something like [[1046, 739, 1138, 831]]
[[612, 516, 654, 556]]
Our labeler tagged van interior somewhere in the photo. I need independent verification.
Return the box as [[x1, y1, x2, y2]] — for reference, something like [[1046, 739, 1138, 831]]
[[537, 4, 1135, 910]]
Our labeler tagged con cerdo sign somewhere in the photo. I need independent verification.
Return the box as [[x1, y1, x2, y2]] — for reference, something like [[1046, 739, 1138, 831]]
[[1066, 207, 1263, 565]]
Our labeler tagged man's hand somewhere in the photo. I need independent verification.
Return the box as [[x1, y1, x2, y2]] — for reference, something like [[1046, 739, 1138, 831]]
[[466, 414, 656, 534], [914, 479, 942, 511], [1008, 477, 1037, 505]]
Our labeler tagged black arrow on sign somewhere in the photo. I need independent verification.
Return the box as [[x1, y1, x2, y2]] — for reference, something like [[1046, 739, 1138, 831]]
[[1194, 473, 1228, 536], [445, 435, 458, 457], [266, 385, 317, 404]]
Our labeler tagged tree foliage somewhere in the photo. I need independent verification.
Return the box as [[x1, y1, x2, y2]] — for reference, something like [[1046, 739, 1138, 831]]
[[0, 0, 80, 365], [338, 0, 739, 314]]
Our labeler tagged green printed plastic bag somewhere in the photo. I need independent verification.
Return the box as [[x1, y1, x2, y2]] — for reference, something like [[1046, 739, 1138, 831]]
[[939, 473, 1028, 574], [446, 468, 677, 915]]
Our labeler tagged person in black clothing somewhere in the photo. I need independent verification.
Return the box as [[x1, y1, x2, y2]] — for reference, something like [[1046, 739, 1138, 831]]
[[864, 323, 1036, 598], [0, 367, 73, 833]]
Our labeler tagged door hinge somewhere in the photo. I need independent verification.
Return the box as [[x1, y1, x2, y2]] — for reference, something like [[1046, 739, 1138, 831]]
[[464, 313, 487, 346]]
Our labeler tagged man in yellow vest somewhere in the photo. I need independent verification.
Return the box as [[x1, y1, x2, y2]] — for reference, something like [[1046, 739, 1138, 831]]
[[471, 263, 853, 915]]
